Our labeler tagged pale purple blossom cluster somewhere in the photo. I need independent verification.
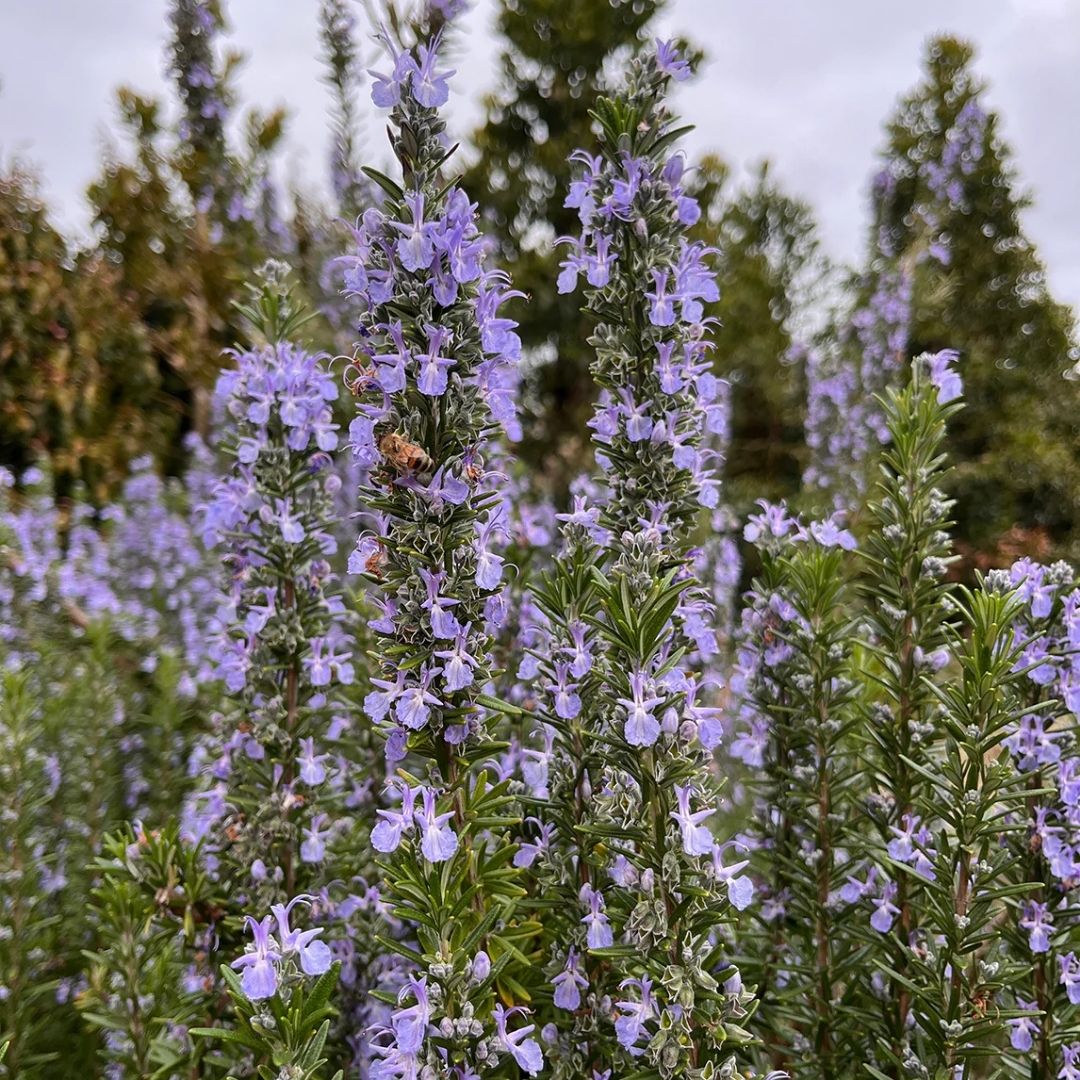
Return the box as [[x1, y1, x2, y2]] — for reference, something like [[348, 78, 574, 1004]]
[[370, 780, 458, 863], [199, 343, 350, 698], [344, 36, 523, 755], [231, 894, 333, 1000], [728, 502, 859, 900], [184, 341, 356, 889], [0, 447, 220, 690], [514, 42, 755, 1075], [344, 20, 543, 1078], [554, 83, 725, 531], [800, 266, 913, 502]]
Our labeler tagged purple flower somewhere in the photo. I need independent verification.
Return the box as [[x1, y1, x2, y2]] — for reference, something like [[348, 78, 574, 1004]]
[[886, 813, 936, 880], [744, 500, 797, 545], [618, 670, 664, 748], [231, 915, 281, 1000], [552, 948, 588, 1011], [924, 348, 962, 404], [671, 784, 714, 856], [556, 494, 611, 547], [391, 192, 438, 272], [392, 974, 432, 1054], [416, 323, 456, 396], [1008, 997, 1038, 1052], [586, 233, 616, 286], [614, 976, 655, 1054], [1005, 713, 1063, 772], [372, 781, 418, 853], [434, 624, 481, 692], [419, 567, 462, 639], [395, 673, 442, 730], [1062, 1043, 1080, 1080], [1019, 900, 1052, 954], [710, 841, 754, 910], [373, 322, 410, 393], [551, 661, 582, 720], [562, 620, 593, 679], [404, 38, 453, 108], [298, 738, 330, 785], [304, 636, 354, 687], [727, 874, 755, 911], [655, 38, 691, 82], [271, 895, 333, 976], [417, 787, 458, 863], [618, 388, 654, 442], [809, 513, 857, 551], [364, 671, 406, 722], [474, 516, 506, 590], [272, 499, 305, 544], [644, 269, 675, 326], [369, 33, 412, 109], [492, 1005, 544, 1076], [870, 881, 899, 933], [300, 813, 330, 863], [513, 818, 554, 870], [580, 884, 613, 949], [1061, 952, 1080, 1005]]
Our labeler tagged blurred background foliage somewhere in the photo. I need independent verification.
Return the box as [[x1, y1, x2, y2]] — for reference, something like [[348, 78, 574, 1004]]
[[0, 2, 1076, 563]]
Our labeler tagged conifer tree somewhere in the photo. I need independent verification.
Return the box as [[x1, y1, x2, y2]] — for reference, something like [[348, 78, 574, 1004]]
[[873, 35, 1080, 559], [703, 161, 822, 516]]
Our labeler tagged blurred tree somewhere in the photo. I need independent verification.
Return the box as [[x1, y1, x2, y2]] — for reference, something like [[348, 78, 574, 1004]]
[[873, 35, 1080, 560], [85, 0, 291, 481], [0, 170, 78, 488], [465, 0, 664, 491], [0, 169, 161, 503], [0, 0, 337, 496], [698, 159, 824, 516]]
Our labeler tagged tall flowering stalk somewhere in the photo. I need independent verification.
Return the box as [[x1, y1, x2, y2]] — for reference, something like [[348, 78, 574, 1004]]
[[343, 17, 536, 1077], [319, 0, 366, 220], [191, 268, 356, 909], [892, 576, 1031, 1075], [730, 505, 862, 1074], [169, 0, 233, 216], [997, 560, 1080, 1075], [852, 353, 1033, 1075], [855, 353, 961, 1072], [102, 267, 376, 1078], [518, 41, 753, 1078]]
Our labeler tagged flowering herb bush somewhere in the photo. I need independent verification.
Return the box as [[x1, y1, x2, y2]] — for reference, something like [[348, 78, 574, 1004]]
[[515, 40, 756, 1079], [3, 9, 1080, 1080], [732, 503, 862, 1074], [340, 12, 536, 1077]]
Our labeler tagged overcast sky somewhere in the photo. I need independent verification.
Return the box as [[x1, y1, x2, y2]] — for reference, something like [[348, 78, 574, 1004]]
[[1, 0, 1077, 311]]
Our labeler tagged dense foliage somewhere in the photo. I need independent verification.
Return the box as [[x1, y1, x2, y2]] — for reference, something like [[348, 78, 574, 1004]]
[[1, 3, 1079, 1079]]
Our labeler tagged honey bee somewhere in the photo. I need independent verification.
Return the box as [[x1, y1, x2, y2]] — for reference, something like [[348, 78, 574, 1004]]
[[378, 432, 435, 476], [365, 545, 387, 579]]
